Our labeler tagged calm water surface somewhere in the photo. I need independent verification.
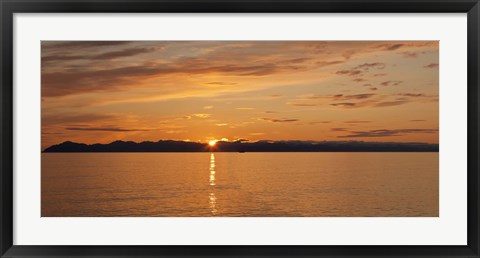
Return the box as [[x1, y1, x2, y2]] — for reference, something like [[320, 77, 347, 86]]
[[42, 152, 438, 217]]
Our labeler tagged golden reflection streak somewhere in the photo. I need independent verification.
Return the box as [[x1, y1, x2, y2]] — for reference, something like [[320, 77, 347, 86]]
[[209, 153, 217, 215], [209, 153, 216, 186]]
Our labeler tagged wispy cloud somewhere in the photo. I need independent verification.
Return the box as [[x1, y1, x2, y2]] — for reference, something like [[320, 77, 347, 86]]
[[380, 80, 403, 86], [398, 51, 428, 59], [43, 41, 133, 50], [43, 113, 117, 125], [309, 121, 331, 125], [424, 63, 439, 69], [192, 113, 211, 118], [337, 128, 438, 138], [205, 82, 238, 86], [307, 93, 376, 101], [344, 120, 371, 124], [66, 127, 151, 132], [354, 62, 386, 70], [331, 127, 348, 131], [42, 61, 308, 97], [291, 103, 318, 107], [373, 100, 410, 107], [397, 93, 427, 97], [335, 62, 386, 79], [262, 118, 299, 123], [374, 43, 405, 51], [336, 69, 362, 76], [331, 102, 356, 107], [43, 48, 156, 62]]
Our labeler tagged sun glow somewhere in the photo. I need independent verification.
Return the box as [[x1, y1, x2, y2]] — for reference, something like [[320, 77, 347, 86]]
[[208, 140, 217, 147]]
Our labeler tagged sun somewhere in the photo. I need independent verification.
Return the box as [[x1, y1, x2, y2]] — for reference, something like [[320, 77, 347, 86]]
[[208, 140, 217, 147]]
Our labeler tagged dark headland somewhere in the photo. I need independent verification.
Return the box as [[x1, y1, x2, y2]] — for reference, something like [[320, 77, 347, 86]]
[[43, 140, 439, 152]]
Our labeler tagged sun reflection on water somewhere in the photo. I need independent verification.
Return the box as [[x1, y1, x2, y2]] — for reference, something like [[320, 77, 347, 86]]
[[209, 153, 217, 215], [209, 153, 216, 186]]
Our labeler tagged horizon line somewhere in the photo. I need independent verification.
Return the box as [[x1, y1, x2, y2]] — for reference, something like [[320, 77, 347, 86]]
[[42, 139, 439, 153]]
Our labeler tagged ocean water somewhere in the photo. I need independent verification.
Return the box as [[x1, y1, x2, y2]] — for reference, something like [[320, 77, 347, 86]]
[[41, 152, 438, 217]]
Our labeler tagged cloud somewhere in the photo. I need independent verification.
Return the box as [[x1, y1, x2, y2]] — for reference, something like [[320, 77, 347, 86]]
[[42, 132, 64, 135], [316, 60, 345, 67], [192, 113, 211, 118], [328, 92, 435, 109], [399, 51, 429, 58], [65, 127, 150, 132], [203, 106, 214, 109], [165, 130, 186, 134], [309, 121, 331, 125], [396, 93, 426, 97], [42, 41, 132, 50], [354, 62, 386, 70], [262, 118, 299, 123], [353, 78, 367, 82], [400, 51, 418, 58], [176, 115, 192, 120], [291, 103, 318, 107], [424, 63, 439, 69], [42, 60, 307, 97], [285, 58, 312, 64], [344, 120, 371, 124], [375, 43, 405, 51], [91, 48, 156, 60], [236, 107, 255, 110], [380, 80, 403, 86], [43, 48, 156, 63], [373, 100, 410, 107], [331, 127, 348, 131], [336, 69, 362, 76], [330, 97, 421, 109], [373, 41, 438, 52], [41, 41, 439, 100], [336, 62, 385, 78], [338, 128, 438, 138], [331, 102, 356, 107], [205, 82, 238, 86], [42, 113, 116, 125], [42, 55, 85, 62], [309, 93, 376, 101], [334, 94, 376, 100], [289, 93, 376, 108]]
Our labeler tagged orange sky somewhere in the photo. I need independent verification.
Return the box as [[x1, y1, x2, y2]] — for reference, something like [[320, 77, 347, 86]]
[[41, 41, 439, 149]]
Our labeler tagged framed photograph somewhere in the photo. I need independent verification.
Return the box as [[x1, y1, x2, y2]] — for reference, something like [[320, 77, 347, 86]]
[[1, 0, 479, 257]]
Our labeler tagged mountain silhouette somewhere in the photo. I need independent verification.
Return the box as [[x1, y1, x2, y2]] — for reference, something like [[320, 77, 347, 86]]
[[43, 140, 439, 152]]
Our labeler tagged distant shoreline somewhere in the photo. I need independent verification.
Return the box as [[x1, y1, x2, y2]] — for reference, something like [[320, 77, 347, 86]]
[[43, 140, 439, 153]]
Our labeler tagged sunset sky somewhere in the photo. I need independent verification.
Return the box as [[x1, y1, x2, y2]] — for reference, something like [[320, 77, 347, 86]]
[[41, 41, 439, 150]]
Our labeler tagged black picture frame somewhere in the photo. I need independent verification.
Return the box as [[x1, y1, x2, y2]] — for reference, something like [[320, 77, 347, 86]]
[[1, 0, 479, 257]]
